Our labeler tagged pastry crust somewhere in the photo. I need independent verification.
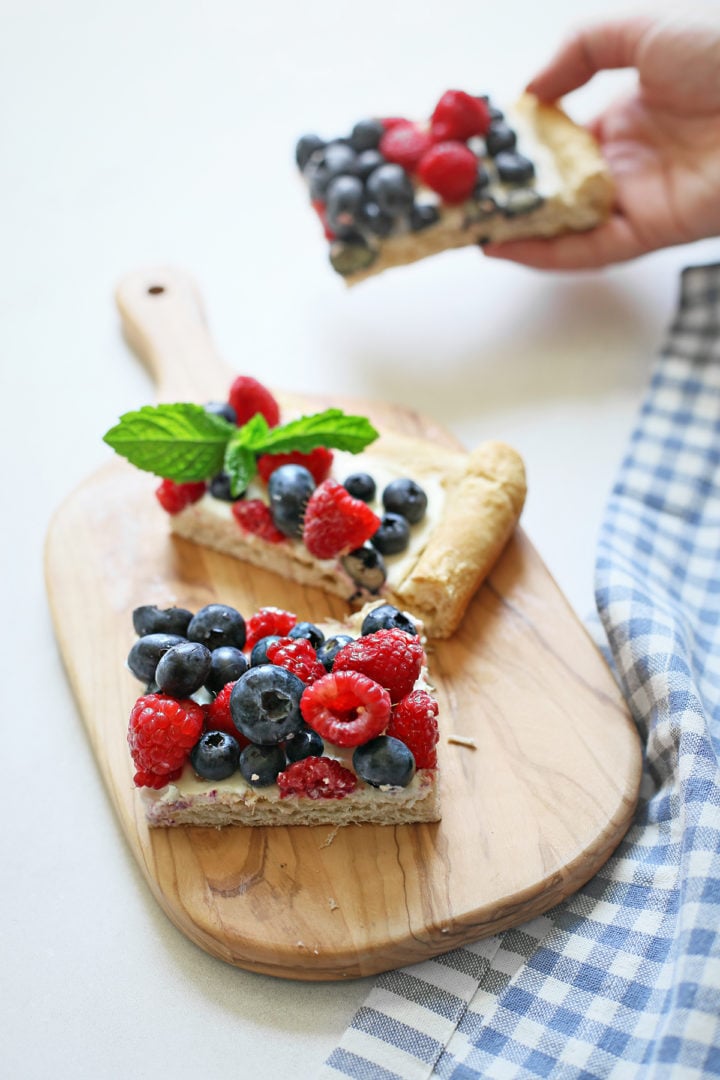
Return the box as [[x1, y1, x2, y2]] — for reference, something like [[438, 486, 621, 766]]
[[312, 94, 614, 284], [169, 429, 526, 639]]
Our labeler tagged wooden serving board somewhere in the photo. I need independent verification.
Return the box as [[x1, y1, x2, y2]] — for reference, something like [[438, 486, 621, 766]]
[[45, 267, 642, 981]]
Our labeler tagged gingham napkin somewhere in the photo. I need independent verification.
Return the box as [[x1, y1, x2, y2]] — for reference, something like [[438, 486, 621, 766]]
[[320, 264, 720, 1080]]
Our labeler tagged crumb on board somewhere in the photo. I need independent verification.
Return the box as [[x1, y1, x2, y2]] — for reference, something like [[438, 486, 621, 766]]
[[447, 734, 478, 750], [329, 897, 339, 911], [320, 825, 340, 848]]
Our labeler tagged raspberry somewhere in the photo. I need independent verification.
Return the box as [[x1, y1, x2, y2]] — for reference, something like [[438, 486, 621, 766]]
[[387, 690, 439, 769], [127, 694, 205, 788], [379, 122, 433, 173], [417, 141, 478, 204], [300, 670, 391, 747], [302, 479, 381, 559], [380, 117, 410, 131], [155, 479, 206, 515], [277, 756, 358, 799], [332, 628, 425, 703], [430, 90, 490, 142], [228, 375, 281, 428], [266, 637, 326, 684], [257, 447, 334, 485], [245, 606, 298, 651], [232, 499, 287, 543], [204, 682, 250, 748]]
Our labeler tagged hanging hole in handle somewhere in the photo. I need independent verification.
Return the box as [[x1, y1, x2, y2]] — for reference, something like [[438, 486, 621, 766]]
[[147, 285, 165, 295]]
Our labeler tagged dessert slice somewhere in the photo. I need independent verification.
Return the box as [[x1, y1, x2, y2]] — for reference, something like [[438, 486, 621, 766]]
[[295, 90, 613, 283], [126, 600, 441, 828], [104, 375, 526, 640]]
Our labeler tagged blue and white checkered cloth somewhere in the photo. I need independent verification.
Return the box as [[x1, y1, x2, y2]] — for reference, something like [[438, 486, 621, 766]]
[[321, 264, 720, 1079]]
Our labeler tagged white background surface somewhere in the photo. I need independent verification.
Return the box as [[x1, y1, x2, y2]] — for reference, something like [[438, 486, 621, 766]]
[[3, 1, 719, 1077]]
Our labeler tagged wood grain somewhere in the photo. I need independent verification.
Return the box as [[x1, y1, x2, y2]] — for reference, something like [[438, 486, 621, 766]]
[[45, 266, 642, 980]]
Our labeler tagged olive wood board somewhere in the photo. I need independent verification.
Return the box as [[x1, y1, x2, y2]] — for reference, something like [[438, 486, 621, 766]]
[[45, 266, 642, 981]]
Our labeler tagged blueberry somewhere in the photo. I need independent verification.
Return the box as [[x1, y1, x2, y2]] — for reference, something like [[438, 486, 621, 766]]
[[330, 240, 377, 276], [503, 189, 544, 217], [475, 163, 491, 191], [205, 646, 248, 694], [322, 141, 358, 178], [409, 204, 440, 231], [316, 634, 354, 671], [132, 605, 193, 638], [187, 604, 246, 651], [326, 175, 365, 232], [284, 727, 324, 762], [230, 665, 306, 745], [204, 401, 237, 424], [495, 151, 535, 184], [239, 743, 287, 787], [352, 735, 416, 788], [372, 512, 410, 556], [268, 464, 315, 537], [358, 202, 395, 237], [305, 160, 331, 200], [155, 641, 213, 697], [127, 633, 187, 682], [485, 121, 517, 156], [350, 118, 384, 152], [288, 621, 325, 649], [343, 472, 376, 502], [356, 149, 385, 180], [209, 472, 245, 502], [190, 730, 241, 780], [361, 603, 418, 637], [382, 478, 428, 524], [296, 134, 326, 170], [341, 543, 386, 593], [250, 635, 282, 667], [366, 163, 414, 216]]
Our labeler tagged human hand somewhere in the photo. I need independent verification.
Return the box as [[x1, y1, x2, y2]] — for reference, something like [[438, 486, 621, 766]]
[[484, 11, 720, 270]]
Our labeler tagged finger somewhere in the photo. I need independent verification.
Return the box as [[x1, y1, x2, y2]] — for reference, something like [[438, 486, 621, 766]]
[[527, 16, 652, 102], [481, 215, 648, 271]]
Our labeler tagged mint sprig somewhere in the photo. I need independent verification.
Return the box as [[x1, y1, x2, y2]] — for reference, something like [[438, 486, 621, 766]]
[[103, 402, 379, 494]]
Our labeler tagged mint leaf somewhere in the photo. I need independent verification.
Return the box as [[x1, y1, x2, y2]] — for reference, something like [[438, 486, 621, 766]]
[[103, 404, 234, 481], [230, 412, 271, 451], [224, 442, 257, 496], [256, 409, 378, 455]]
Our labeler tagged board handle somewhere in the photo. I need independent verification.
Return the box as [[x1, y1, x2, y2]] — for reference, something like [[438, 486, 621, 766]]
[[115, 267, 233, 403]]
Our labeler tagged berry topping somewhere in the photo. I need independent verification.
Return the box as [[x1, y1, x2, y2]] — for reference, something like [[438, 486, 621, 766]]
[[288, 621, 325, 649], [326, 175, 365, 235], [343, 472, 376, 502], [360, 603, 418, 637], [266, 637, 326, 685], [249, 635, 283, 667], [155, 479, 206, 515], [228, 375, 280, 428], [303, 479, 381, 559], [341, 543, 386, 593], [485, 121, 517, 156], [245, 607, 297, 651], [205, 681, 250, 743], [209, 472, 245, 502], [277, 756, 358, 800], [295, 133, 325, 170], [312, 198, 336, 240], [382, 477, 428, 524], [231, 499, 287, 543], [127, 633, 187, 683], [350, 118, 385, 152], [379, 122, 433, 173], [330, 240, 377, 276], [204, 401, 238, 424], [371, 512, 410, 555], [366, 163, 415, 216], [315, 634, 354, 672], [504, 189, 544, 217], [321, 141, 359, 178], [352, 735, 416, 788], [332, 627, 424, 703], [417, 141, 478, 204], [230, 665, 306, 745], [284, 727, 325, 762], [358, 201, 395, 237], [387, 690, 439, 769], [268, 464, 316, 538], [155, 641, 212, 698], [132, 605, 193, 638], [356, 149, 385, 181], [187, 604, 246, 651], [257, 447, 334, 485], [409, 204, 440, 232], [495, 151, 535, 185], [205, 645, 248, 694], [430, 90, 491, 142], [128, 694, 205, 788], [239, 743, 287, 787], [300, 670, 391, 747], [190, 730, 241, 781]]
